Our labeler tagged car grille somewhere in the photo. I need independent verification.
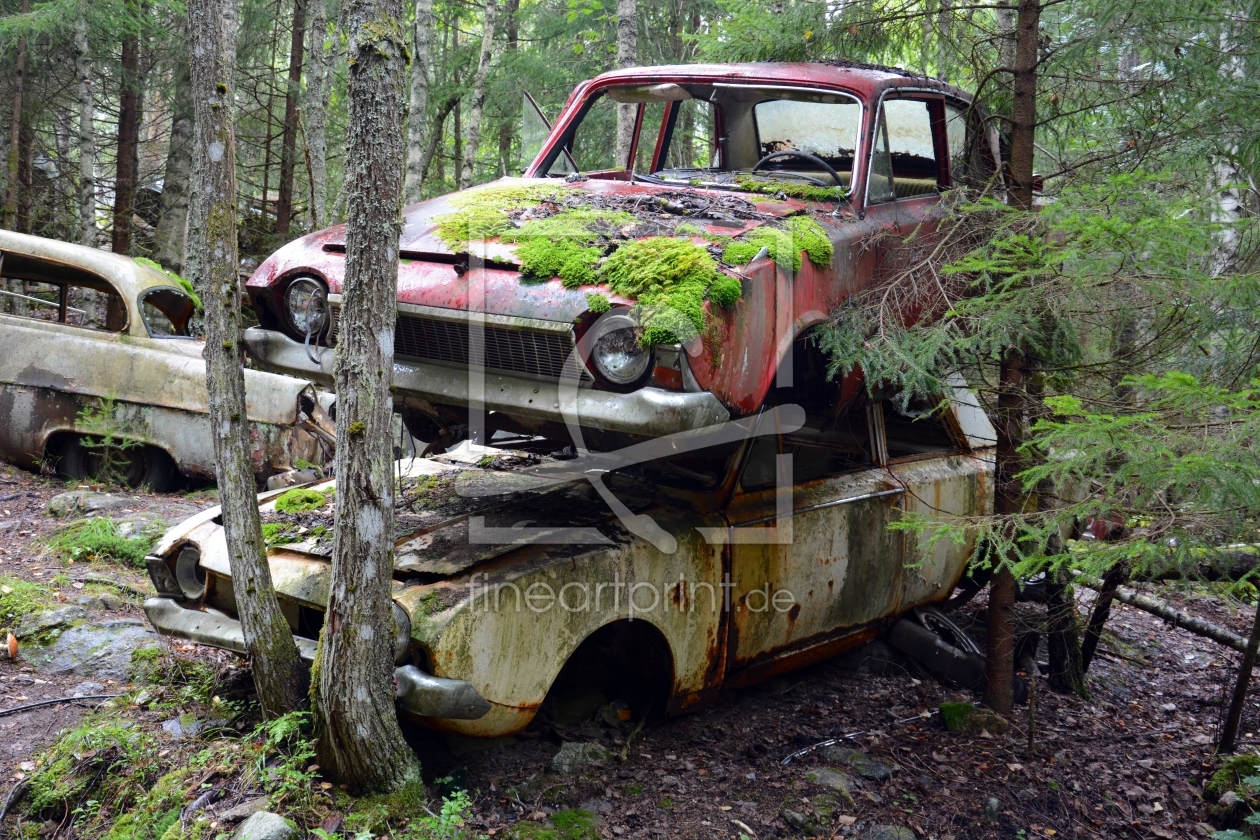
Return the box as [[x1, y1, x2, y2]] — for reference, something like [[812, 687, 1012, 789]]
[[329, 306, 587, 381]]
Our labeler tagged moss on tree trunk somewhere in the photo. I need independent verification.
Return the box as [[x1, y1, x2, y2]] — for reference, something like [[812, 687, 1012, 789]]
[[188, 0, 306, 718], [311, 0, 422, 794]]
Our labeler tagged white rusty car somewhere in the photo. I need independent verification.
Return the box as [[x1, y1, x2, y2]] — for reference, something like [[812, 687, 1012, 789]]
[[142, 376, 995, 737], [0, 230, 332, 490]]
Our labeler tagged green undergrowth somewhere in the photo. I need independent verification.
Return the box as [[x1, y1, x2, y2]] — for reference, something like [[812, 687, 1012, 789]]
[[0, 575, 57, 634], [600, 237, 740, 345], [273, 487, 327, 514], [510, 808, 600, 840], [733, 179, 846, 203], [46, 517, 160, 567]]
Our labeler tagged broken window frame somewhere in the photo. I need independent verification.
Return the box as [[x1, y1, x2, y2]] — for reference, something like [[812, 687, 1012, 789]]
[[0, 250, 128, 333], [864, 90, 954, 205]]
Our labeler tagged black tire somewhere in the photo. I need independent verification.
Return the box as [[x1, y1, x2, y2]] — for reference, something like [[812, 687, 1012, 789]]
[[54, 435, 182, 492]]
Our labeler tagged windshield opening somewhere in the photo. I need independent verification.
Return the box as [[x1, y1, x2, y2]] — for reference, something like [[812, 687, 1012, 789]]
[[538, 83, 861, 199]]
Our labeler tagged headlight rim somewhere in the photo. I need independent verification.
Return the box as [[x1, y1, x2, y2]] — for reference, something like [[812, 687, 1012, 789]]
[[581, 311, 653, 389], [282, 275, 330, 339]]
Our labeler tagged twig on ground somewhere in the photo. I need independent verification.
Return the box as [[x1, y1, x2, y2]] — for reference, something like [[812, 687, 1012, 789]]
[[0, 780, 27, 822], [0, 694, 122, 719]]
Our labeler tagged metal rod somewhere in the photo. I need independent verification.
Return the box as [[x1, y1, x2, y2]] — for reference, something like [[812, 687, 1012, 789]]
[[0, 288, 87, 316]]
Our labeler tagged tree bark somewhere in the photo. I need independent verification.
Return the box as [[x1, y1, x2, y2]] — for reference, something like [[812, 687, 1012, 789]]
[[1220, 602, 1260, 752], [416, 95, 456, 191], [304, 0, 336, 229], [1080, 562, 1127, 672], [458, 0, 498, 190], [275, 0, 308, 236], [1044, 568, 1087, 697], [495, 0, 519, 177], [75, 14, 96, 245], [311, 0, 421, 793], [613, 0, 637, 168], [1007, 0, 1039, 210], [153, 52, 194, 272], [985, 349, 1028, 717], [3, 0, 29, 232], [1073, 572, 1248, 652], [403, 0, 434, 204], [112, 22, 142, 255], [188, 0, 307, 718]]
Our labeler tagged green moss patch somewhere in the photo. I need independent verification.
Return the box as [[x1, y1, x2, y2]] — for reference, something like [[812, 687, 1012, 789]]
[[1208, 754, 1260, 798], [434, 183, 573, 250], [734, 179, 846, 203], [599, 237, 740, 344], [46, 517, 158, 567], [585, 292, 611, 314], [722, 216, 833, 272], [273, 487, 327, 514], [0, 576, 57, 634]]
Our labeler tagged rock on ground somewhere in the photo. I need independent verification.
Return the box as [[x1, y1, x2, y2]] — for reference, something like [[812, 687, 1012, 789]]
[[233, 811, 297, 840], [15, 606, 86, 639], [551, 741, 609, 774], [859, 827, 915, 840], [45, 491, 133, 518], [25, 619, 160, 679]]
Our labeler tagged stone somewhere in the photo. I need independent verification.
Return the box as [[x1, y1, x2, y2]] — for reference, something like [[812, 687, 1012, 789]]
[[858, 827, 915, 840], [1219, 790, 1238, 808], [983, 796, 1002, 822], [76, 592, 126, 612], [817, 745, 897, 781], [162, 715, 205, 740], [115, 512, 165, 538], [16, 606, 86, 639], [1160, 703, 1177, 713], [550, 741, 609, 774], [940, 703, 1010, 736], [69, 681, 105, 697], [780, 807, 814, 833], [216, 797, 269, 822], [805, 768, 855, 798], [26, 619, 160, 679], [46, 491, 131, 518], [233, 811, 297, 840], [578, 798, 613, 816]]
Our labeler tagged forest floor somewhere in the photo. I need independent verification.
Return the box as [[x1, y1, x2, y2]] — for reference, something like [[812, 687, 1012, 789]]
[[0, 462, 1255, 840]]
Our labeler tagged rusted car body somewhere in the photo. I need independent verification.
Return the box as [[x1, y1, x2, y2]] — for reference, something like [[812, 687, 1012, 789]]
[[0, 230, 331, 490], [143, 61, 1000, 737]]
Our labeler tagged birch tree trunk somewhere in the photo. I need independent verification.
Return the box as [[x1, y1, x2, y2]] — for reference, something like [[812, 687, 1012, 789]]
[[613, 0, 637, 168], [75, 14, 96, 245], [275, 0, 308, 236], [304, 0, 336, 229], [459, 0, 499, 190], [112, 22, 141, 255], [153, 54, 194, 272], [2, 0, 29, 232], [188, 0, 306, 718], [403, 0, 434, 204], [311, 0, 422, 792]]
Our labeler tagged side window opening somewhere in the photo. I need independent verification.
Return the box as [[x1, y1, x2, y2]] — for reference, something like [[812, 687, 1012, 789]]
[[879, 396, 958, 459], [868, 98, 944, 202], [140, 288, 197, 337], [661, 99, 717, 171], [0, 253, 126, 332]]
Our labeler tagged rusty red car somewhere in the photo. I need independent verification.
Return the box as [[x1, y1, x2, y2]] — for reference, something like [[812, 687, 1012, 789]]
[[145, 62, 1001, 738]]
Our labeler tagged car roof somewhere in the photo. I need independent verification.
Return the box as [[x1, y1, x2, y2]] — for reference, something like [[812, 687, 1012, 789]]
[[0, 229, 174, 301], [585, 61, 970, 103]]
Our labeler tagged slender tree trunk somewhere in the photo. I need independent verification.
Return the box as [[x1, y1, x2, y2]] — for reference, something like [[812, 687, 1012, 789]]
[[188, 0, 306, 718], [112, 23, 142, 254], [613, 0, 637, 168], [153, 53, 194, 272], [1080, 562, 1128, 672], [1220, 603, 1260, 753], [312, 0, 421, 792], [459, 0, 499, 190], [417, 96, 456, 190], [3, 0, 29, 231], [304, 0, 336, 229], [495, 0, 519, 176], [1044, 568, 1087, 696], [275, 0, 308, 236], [403, 0, 434, 203], [16, 119, 32, 234], [1007, 0, 1039, 210], [75, 14, 96, 245], [986, 349, 1028, 717]]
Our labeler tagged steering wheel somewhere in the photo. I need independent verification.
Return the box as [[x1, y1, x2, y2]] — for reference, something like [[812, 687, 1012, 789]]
[[751, 150, 845, 189]]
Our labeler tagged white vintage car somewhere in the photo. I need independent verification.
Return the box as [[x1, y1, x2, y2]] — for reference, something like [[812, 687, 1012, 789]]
[[0, 230, 331, 490], [143, 373, 995, 737]]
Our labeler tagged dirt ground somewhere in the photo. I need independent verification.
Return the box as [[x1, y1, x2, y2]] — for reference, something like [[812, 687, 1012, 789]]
[[0, 462, 1254, 839]]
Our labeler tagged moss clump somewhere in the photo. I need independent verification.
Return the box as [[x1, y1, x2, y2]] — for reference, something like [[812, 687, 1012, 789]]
[[722, 216, 833, 272], [675, 222, 703, 236], [585, 293, 611, 314], [707, 276, 743, 309], [26, 712, 159, 815], [734, 179, 846, 203], [1208, 753, 1260, 798], [273, 487, 327, 514], [261, 522, 299, 548], [434, 183, 572, 250], [46, 517, 158, 567], [939, 701, 974, 732], [0, 576, 56, 634], [103, 765, 194, 840], [134, 258, 203, 310], [598, 237, 732, 345], [510, 810, 600, 840], [515, 237, 601, 287]]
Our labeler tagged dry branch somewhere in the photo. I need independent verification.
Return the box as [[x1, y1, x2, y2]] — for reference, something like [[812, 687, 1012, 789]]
[[1072, 571, 1247, 652]]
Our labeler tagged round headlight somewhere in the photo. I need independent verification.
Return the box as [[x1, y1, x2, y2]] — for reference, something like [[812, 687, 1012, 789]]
[[175, 544, 206, 600], [586, 313, 651, 386], [284, 277, 328, 335]]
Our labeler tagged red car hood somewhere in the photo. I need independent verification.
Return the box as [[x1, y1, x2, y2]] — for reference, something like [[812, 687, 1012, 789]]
[[249, 177, 806, 325]]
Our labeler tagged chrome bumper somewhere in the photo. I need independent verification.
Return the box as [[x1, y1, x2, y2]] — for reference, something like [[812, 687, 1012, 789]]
[[242, 327, 731, 438], [143, 597, 490, 720]]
